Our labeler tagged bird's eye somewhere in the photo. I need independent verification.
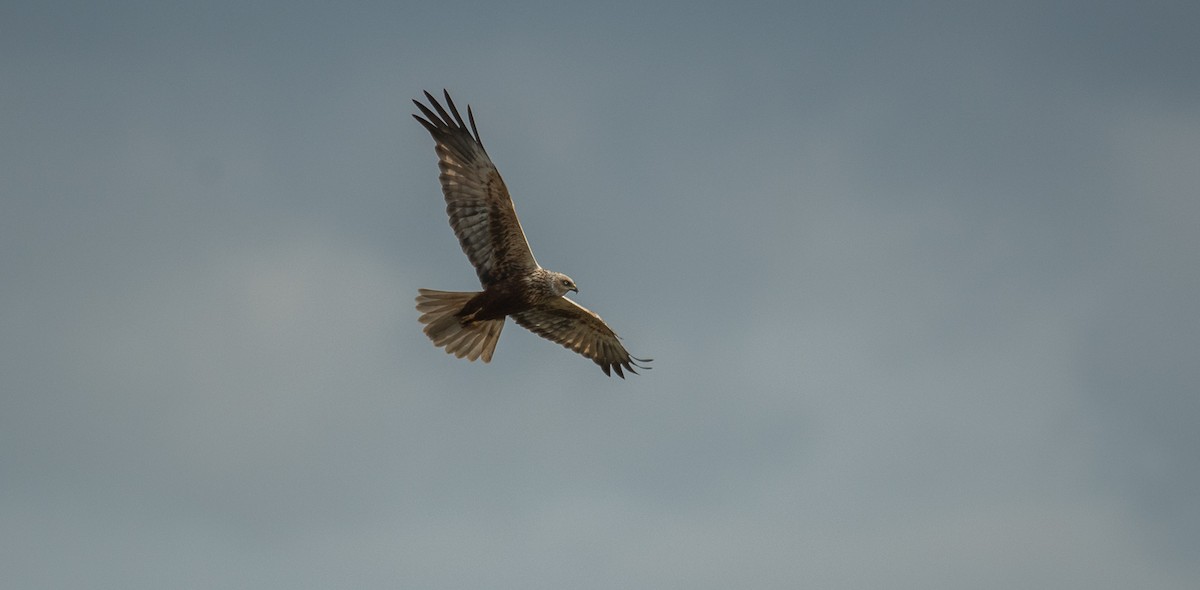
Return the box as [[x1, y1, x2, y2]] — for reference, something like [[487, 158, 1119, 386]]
[[561, 279, 570, 285]]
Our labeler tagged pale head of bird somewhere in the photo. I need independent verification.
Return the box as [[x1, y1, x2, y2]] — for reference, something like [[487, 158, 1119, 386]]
[[549, 271, 578, 297]]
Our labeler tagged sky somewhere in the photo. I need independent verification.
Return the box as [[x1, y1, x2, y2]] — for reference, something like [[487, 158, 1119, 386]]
[[2, 1, 1198, 588]]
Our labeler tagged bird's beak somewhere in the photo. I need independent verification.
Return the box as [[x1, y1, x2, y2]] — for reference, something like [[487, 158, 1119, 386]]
[[570, 286, 578, 293]]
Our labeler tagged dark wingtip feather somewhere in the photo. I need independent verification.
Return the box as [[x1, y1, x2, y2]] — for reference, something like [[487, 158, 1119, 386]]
[[413, 90, 484, 148], [426, 91, 455, 127], [467, 105, 483, 146], [596, 354, 651, 378], [411, 112, 438, 135], [442, 90, 468, 129]]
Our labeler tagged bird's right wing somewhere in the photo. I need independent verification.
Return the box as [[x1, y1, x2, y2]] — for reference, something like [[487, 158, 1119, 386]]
[[512, 297, 651, 378], [413, 90, 539, 285]]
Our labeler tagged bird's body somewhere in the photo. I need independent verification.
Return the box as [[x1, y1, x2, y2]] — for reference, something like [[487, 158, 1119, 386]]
[[412, 90, 649, 377], [431, 268, 564, 324]]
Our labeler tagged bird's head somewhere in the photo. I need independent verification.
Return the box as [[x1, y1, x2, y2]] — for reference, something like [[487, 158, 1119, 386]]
[[549, 272, 578, 297]]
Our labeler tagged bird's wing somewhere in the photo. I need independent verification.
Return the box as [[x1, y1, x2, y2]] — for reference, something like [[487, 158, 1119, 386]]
[[512, 297, 651, 378], [413, 90, 538, 285]]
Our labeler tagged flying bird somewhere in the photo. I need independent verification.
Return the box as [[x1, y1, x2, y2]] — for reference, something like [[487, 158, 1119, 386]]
[[412, 90, 651, 377]]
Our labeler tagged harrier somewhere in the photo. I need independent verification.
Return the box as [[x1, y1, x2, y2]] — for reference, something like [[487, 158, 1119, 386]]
[[412, 90, 650, 377]]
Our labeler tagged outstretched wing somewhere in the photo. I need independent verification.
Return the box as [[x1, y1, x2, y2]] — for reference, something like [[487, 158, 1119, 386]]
[[512, 297, 651, 378], [413, 90, 538, 285]]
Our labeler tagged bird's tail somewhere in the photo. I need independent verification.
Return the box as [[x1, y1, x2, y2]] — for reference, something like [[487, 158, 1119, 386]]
[[415, 289, 504, 362]]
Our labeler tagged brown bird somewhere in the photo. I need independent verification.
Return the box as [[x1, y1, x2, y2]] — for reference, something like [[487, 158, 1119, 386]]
[[412, 90, 650, 377]]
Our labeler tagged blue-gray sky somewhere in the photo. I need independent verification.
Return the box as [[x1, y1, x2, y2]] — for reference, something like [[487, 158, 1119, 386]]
[[3, 1, 1198, 588]]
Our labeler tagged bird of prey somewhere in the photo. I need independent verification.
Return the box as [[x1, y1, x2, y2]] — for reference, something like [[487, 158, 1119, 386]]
[[412, 90, 650, 377]]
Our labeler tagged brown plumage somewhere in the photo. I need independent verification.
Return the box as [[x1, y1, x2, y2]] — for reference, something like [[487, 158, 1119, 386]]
[[412, 90, 650, 377]]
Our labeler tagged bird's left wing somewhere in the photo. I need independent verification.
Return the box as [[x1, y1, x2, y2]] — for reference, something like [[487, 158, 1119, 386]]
[[512, 297, 651, 378], [413, 90, 539, 285]]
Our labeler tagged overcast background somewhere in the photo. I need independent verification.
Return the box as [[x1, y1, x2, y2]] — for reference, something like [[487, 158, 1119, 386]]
[[3, 1, 1198, 588]]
